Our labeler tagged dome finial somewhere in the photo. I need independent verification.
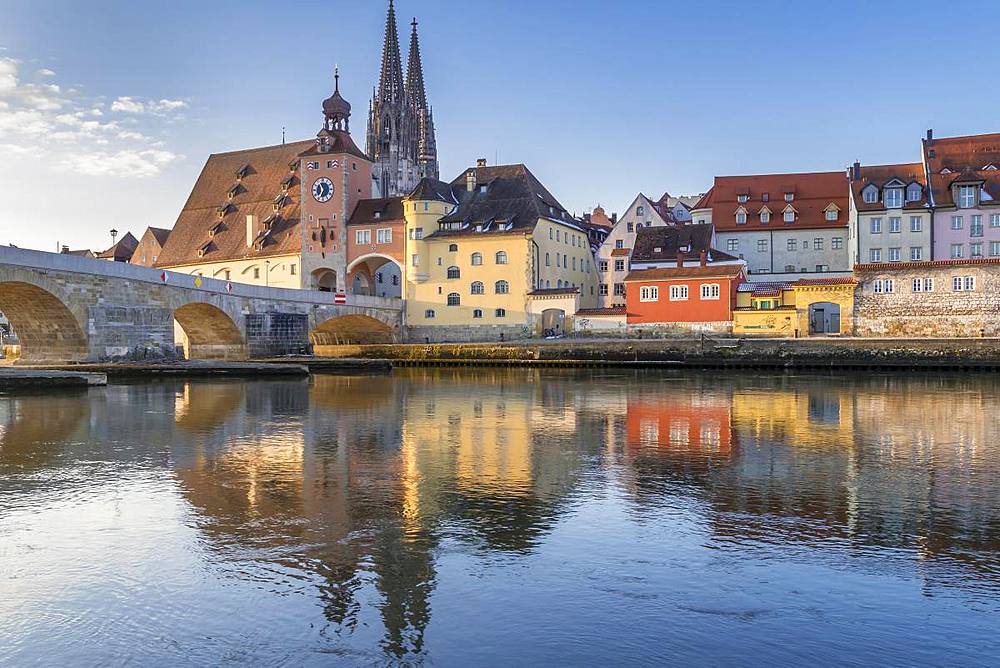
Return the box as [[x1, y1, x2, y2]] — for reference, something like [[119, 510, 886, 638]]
[[334, 65, 340, 93]]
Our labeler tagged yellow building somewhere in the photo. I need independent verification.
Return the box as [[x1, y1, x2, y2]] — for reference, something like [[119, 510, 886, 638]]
[[733, 278, 857, 337], [402, 162, 599, 341]]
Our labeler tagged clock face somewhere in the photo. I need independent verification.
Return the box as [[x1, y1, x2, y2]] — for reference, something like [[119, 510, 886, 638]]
[[312, 177, 334, 203]]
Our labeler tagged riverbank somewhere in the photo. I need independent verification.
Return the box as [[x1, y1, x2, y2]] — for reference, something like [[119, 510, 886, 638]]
[[0, 368, 107, 388], [314, 337, 1000, 370]]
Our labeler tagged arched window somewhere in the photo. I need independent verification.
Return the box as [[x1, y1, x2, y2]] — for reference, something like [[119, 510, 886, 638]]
[[447, 293, 461, 306], [557, 279, 563, 288], [473, 309, 483, 319], [495, 280, 509, 294], [448, 243, 458, 252], [471, 252, 483, 266], [545, 252, 551, 266], [447, 266, 461, 279], [471, 281, 485, 294], [495, 251, 508, 265], [495, 308, 507, 318]]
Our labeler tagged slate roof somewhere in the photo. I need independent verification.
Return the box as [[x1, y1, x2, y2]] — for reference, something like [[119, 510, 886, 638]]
[[923, 133, 1000, 208], [406, 177, 457, 204], [156, 140, 312, 268], [700, 171, 849, 231], [849, 163, 930, 212], [425, 164, 580, 239], [348, 197, 405, 226]]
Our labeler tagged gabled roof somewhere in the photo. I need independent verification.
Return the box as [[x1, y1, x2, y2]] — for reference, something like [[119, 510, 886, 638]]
[[97, 232, 139, 260], [428, 163, 578, 238], [849, 162, 929, 212], [156, 140, 312, 268], [708, 171, 849, 231], [631, 224, 740, 265], [406, 177, 457, 204], [923, 133, 1000, 208], [299, 129, 369, 161], [147, 227, 172, 246]]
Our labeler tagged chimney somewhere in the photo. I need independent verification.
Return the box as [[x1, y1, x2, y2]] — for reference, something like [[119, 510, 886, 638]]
[[676, 250, 685, 268], [699, 250, 708, 267], [852, 160, 861, 181], [246, 214, 258, 247], [466, 168, 477, 192], [926, 128, 934, 143], [476, 158, 487, 168], [61, 245, 69, 254], [611, 213, 618, 224]]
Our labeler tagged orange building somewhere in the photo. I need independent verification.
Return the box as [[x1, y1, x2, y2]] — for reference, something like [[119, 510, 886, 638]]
[[624, 264, 745, 331], [346, 197, 406, 297]]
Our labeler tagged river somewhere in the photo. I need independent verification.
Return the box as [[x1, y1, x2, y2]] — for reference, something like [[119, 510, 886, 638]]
[[1, 369, 999, 666]]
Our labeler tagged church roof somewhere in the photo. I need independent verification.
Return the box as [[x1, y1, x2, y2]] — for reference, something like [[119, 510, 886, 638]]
[[156, 140, 312, 268]]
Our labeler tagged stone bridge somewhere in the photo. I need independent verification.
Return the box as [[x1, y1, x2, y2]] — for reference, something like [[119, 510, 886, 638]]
[[0, 246, 402, 363]]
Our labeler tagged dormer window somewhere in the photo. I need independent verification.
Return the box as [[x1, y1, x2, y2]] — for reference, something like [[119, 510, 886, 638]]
[[862, 185, 878, 204], [783, 205, 796, 223], [737, 194, 749, 203], [760, 208, 771, 223], [958, 185, 977, 208], [761, 193, 769, 202], [985, 164, 998, 171], [209, 222, 224, 237], [784, 192, 794, 202], [884, 188, 903, 208], [906, 183, 922, 202], [825, 209, 838, 221], [235, 165, 249, 181], [374, 211, 381, 219], [735, 208, 747, 225]]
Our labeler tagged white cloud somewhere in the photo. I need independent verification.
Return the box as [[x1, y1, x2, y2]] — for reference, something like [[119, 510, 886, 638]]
[[110, 96, 144, 113], [0, 58, 17, 92], [0, 54, 186, 179], [110, 96, 187, 115]]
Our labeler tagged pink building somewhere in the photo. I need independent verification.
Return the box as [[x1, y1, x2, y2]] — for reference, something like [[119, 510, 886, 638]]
[[924, 131, 1000, 261]]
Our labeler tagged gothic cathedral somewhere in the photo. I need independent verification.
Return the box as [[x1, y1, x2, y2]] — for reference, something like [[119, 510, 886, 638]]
[[366, 0, 439, 198]]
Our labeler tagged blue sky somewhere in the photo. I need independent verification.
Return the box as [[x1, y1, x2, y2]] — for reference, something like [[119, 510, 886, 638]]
[[2, 0, 999, 251]]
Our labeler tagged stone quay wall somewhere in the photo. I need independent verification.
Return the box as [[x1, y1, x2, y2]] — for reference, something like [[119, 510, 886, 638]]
[[854, 263, 1000, 338]]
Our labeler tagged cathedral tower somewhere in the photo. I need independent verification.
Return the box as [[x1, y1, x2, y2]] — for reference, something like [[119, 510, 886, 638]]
[[367, 0, 439, 197]]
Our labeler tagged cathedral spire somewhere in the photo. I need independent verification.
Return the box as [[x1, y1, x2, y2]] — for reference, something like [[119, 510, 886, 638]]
[[406, 18, 427, 111], [377, 0, 405, 103]]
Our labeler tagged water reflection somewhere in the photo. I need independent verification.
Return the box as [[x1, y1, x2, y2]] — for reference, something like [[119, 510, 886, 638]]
[[2, 370, 1000, 664]]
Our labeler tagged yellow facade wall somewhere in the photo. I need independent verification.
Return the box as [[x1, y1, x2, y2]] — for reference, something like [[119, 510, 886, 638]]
[[733, 308, 798, 336], [158, 254, 304, 289], [792, 284, 856, 336]]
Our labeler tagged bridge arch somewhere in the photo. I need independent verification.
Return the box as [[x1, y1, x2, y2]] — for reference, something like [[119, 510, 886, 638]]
[[311, 314, 395, 347], [173, 302, 247, 360], [0, 281, 87, 363], [347, 254, 402, 299]]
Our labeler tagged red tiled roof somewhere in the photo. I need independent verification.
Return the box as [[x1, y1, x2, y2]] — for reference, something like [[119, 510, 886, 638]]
[[923, 133, 1000, 208], [156, 140, 313, 268], [610, 247, 630, 257], [576, 307, 627, 316], [624, 264, 745, 282], [794, 277, 857, 286], [708, 171, 849, 231], [854, 258, 1000, 272], [849, 163, 929, 212], [691, 188, 714, 211]]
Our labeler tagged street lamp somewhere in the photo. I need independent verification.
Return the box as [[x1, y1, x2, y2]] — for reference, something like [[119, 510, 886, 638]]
[[110, 228, 118, 245], [265, 260, 270, 287]]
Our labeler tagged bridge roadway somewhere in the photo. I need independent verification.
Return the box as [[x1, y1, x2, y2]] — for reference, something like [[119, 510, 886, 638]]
[[0, 245, 402, 363]]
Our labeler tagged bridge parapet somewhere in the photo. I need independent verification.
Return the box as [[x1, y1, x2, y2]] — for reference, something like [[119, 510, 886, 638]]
[[0, 246, 404, 362]]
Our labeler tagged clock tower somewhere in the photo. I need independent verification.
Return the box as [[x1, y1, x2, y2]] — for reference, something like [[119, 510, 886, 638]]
[[298, 69, 374, 293]]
